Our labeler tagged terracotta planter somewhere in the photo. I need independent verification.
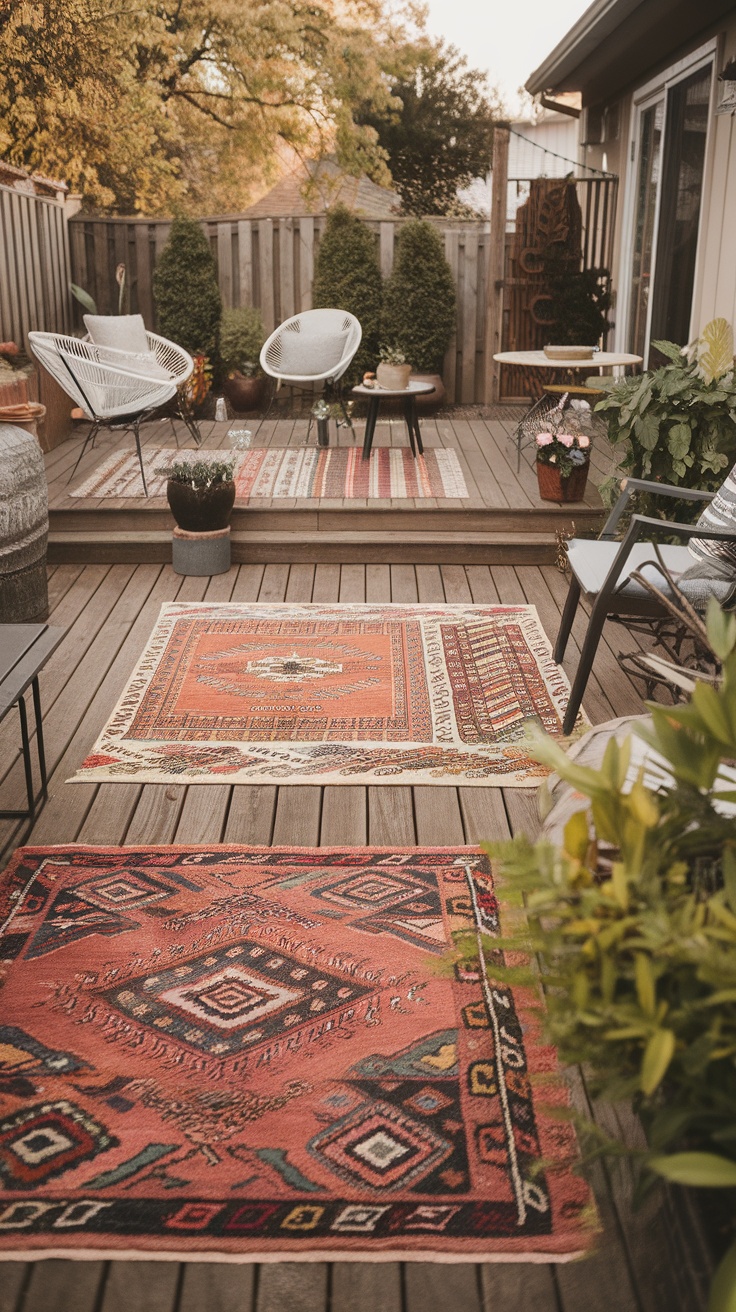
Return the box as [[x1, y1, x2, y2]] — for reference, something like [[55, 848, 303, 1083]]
[[223, 372, 266, 413], [536, 460, 589, 503], [376, 362, 411, 390], [410, 373, 445, 412], [166, 479, 236, 532]]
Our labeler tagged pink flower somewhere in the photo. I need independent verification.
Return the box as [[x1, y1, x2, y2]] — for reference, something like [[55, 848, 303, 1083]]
[[536, 432, 554, 446], [577, 434, 590, 449], [557, 433, 575, 448]]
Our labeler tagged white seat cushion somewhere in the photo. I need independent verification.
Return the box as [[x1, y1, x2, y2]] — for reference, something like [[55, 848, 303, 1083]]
[[277, 329, 347, 378]]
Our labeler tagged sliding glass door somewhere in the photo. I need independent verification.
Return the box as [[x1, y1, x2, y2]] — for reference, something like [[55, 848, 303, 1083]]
[[627, 55, 713, 362]]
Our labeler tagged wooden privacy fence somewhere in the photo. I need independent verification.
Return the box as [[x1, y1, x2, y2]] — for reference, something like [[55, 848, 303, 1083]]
[[68, 214, 490, 405], [0, 183, 73, 346]]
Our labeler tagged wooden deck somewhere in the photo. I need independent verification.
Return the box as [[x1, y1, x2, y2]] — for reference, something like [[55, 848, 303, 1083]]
[[45, 408, 610, 565], [0, 559, 711, 1312]]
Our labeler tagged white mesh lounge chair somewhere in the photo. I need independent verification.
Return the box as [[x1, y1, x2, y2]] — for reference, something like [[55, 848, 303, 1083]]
[[28, 328, 198, 496], [260, 309, 362, 438]]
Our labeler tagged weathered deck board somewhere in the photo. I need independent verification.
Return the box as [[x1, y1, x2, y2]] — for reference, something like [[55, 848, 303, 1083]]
[[0, 561, 703, 1312]]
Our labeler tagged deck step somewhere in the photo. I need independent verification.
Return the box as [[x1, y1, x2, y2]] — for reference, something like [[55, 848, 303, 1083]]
[[48, 529, 562, 565]]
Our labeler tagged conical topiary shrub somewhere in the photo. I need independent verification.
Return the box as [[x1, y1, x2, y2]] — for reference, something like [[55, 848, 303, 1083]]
[[153, 216, 222, 362], [312, 205, 382, 382], [383, 220, 456, 373]]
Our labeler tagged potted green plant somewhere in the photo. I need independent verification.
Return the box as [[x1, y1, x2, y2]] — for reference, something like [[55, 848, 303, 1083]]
[[534, 427, 591, 502], [477, 602, 736, 1311], [220, 306, 266, 412], [163, 458, 236, 577], [382, 219, 456, 408], [376, 344, 411, 391], [595, 319, 736, 514]]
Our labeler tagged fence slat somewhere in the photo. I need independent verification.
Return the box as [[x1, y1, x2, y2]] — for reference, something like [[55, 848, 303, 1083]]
[[299, 217, 314, 311], [279, 218, 295, 321], [217, 221, 233, 306], [461, 231, 479, 405], [258, 219, 275, 335], [379, 222, 394, 279], [443, 230, 460, 405], [237, 219, 253, 308]]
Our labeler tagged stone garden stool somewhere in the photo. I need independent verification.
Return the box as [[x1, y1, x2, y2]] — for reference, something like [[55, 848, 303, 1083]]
[[0, 423, 49, 623]]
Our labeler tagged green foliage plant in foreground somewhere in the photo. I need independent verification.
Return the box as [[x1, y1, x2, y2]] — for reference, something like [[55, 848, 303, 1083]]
[[382, 220, 456, 373], [163, 460, 234, 489], [153, 217, 223, 363], [479, 602, 736, 1310], [596, 322, 736, 514], [220, 307, 265, 377], [312, 205, 383, 383]]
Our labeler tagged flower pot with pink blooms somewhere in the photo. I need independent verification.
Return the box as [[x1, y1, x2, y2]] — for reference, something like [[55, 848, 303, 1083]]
[[534, 430, 591, 502]]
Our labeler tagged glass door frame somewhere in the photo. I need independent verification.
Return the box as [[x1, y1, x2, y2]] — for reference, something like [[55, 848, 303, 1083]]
[[616, 38, 718, 365]]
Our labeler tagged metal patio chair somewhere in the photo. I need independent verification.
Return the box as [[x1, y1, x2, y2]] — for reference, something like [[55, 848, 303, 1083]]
[[554, 477, 736, 734], [29, 330, 199, 496], [260, 309, 362, 441]]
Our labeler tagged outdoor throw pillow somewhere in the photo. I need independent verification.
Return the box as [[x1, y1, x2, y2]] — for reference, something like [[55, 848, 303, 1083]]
[[84, 314, 150, 355], [687, 463, 736, 575], [84, 315, 169, 381], [277, 328, 347, 378]]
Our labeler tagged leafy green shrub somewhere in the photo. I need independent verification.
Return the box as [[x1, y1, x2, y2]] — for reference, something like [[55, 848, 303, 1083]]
[[220, 306, 265, 376], [480, 603, 736, 1306], [312, 205, 382, 381], [596, 333, 736, 514], [382, 220, 456, 372], [153, 217, 222, 361]]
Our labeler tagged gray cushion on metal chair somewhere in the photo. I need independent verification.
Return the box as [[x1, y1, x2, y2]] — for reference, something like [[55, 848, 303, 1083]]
[[566, 540, 692, 597]]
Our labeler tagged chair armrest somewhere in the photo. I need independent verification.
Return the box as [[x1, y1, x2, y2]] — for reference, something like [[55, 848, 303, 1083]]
[[621, 478, 717, 502], [600, 479, 716, 540], [628, 514, 735, 544]]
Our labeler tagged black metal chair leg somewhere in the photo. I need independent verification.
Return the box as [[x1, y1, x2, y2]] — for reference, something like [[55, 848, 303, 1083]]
[[337, 393, 355, 435], [17, 694, 35, 822], [133, 421, 148, 497], [562, 601, 607, 735], [31, 677, 48, 801], [67, 422, 99, 485], [554, 577, 582, 663]]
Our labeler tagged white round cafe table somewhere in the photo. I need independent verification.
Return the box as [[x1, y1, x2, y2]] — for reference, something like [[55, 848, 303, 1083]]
[[493, 350, 642, 369]]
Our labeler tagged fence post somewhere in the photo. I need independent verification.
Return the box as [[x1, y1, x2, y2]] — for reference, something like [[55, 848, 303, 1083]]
[[483, 124, 509, 407]]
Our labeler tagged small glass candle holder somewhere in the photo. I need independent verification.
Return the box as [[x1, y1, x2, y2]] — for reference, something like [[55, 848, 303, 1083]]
[[228, 427, 253, 450]]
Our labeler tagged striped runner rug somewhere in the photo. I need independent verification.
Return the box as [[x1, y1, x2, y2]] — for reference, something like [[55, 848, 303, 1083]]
[[70, 447, 468, 500]]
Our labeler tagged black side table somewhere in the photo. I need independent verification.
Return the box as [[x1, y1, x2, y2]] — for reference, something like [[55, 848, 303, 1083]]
[[0, 624, 66, 838], [351, 382, 435, 461]]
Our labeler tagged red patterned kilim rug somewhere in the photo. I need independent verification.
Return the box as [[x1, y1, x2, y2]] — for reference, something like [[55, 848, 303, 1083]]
[[0, 844, 595, 1261], [70, 448, 467, 500], [71, 603, 584, 786]]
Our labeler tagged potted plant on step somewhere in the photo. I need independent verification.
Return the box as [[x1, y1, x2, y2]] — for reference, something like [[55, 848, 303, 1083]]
[[376, 344, 411, 391], [164, 458, 236, 576], [220, 307, 266, 412], [535, 428, 590, 502]]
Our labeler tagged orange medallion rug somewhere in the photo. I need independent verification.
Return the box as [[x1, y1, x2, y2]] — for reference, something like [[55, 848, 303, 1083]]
[[71, 603, 584, 786], [0, 845, 595, 1261]]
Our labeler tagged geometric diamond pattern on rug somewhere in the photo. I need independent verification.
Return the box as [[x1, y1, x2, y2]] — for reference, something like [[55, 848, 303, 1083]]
[[71, 602, 586, 788], [0, 1100, 117, 1189], [101, 940, 375, 1059], [308, 1099, 453, 1191]]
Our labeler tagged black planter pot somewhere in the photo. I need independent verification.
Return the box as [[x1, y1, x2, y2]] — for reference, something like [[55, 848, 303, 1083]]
[[166, 479, 236, 533]]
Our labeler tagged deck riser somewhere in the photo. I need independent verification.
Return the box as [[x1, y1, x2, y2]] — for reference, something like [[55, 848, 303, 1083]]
[[47, 539, 558, 566], [49, 507, 603, 535]]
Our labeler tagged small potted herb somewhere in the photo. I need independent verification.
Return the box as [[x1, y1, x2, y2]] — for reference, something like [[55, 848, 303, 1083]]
[[220, 307, 266, 412], [535, 429, 590, 502], [376, 345, 411, 391]]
